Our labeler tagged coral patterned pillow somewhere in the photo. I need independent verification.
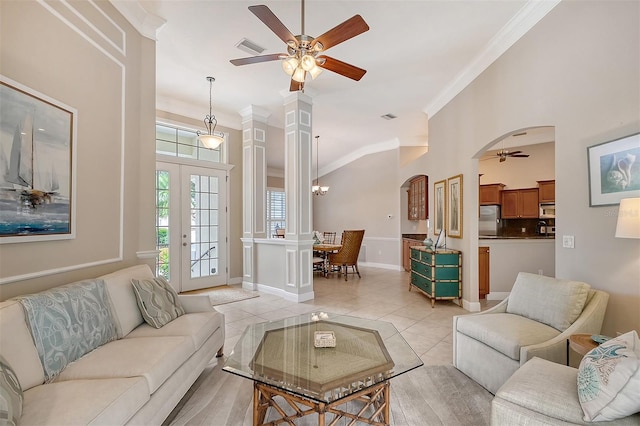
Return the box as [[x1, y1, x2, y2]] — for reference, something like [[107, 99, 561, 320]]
[[577, 330, 640, 421]]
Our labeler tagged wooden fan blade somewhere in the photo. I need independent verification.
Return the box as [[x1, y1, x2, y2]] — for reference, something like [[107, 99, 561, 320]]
[[507, 150, 523, 155], [230, 53, 284, 66], [511, 154, 530, 158], [249, 5, 297, 47], [290, 79, 304, 92], [317, 55, 366, 81], [312, 15, 369, 51]]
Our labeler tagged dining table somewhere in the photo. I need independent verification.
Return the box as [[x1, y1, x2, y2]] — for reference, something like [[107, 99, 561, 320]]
[[313, 243, 342, 277]]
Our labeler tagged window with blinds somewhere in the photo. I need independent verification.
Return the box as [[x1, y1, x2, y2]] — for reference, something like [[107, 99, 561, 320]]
[[267, 189, 286, 238]]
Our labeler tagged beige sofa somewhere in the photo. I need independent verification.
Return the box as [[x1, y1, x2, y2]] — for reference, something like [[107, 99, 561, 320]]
[[0, 264, 225, 425], [453, 272, 609, 394]]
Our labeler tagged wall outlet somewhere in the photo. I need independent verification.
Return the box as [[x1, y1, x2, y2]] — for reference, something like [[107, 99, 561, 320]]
[[538, 269, 543, 275], [521, 227, 526, 233], [562, 235, 575, 248]]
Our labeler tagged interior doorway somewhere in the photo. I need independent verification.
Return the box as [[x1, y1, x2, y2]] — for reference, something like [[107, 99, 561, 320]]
[[156, 161, 228, 292]]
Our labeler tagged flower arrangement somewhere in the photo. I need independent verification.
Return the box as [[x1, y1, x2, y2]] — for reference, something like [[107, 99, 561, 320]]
[[312, 230, 324, 244]]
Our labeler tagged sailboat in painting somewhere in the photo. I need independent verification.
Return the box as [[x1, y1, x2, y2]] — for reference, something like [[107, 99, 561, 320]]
[[4, 115, 60, 209], [0, 80, 72, 243]]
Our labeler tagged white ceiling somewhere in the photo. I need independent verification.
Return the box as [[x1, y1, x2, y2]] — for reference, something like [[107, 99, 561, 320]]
[[115, 1, 559, 175]]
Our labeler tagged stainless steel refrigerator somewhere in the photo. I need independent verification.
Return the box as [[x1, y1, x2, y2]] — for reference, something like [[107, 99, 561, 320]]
[[479, 205, 501, 236]]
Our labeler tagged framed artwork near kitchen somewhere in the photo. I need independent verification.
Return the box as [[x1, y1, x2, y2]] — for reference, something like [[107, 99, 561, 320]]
[[587, 132, 640, 206], [433, 179, 446, 235], [0, 76, 77, 243], [447, 174, 463, 238]]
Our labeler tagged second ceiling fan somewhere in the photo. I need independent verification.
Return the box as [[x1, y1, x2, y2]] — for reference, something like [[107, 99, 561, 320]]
[[230, 0, 370, 91]]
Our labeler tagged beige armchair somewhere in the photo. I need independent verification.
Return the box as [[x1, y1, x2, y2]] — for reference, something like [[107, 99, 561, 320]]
[[453, 272, 609, 394]]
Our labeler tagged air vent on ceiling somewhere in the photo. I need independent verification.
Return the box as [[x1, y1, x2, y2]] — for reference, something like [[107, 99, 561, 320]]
[[235, 38, 266, 56], [381, 113, 397, 120]]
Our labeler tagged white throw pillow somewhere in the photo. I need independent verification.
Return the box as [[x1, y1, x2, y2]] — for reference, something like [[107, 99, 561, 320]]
[[577, 330, 640, 422]]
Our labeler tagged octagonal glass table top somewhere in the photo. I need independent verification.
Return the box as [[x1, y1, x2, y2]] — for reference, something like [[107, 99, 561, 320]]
[[222, 312, 423, 404]]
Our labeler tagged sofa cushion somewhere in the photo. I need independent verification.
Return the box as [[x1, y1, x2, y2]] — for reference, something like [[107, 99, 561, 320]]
[[21, 377, 148, 426], [456, 313, 560, 360], [54, 336, 195, 394], [578, 330, 640, 422], [131, 277, 185, 328], [15, 279, 118, 382], [506, 272, 591, 331], [125, 311, 223, 351], [100, 265, 155, 338], [495, 357, 587, 423], [0, 301, 45, 391], [0, 355, 22, 426]]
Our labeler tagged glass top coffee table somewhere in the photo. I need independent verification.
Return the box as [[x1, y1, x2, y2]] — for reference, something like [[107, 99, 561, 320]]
[[223, 312, 423, 426]]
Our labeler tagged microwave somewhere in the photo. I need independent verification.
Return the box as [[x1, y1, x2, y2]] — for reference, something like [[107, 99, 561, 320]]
[[539, 203, 555, 218]]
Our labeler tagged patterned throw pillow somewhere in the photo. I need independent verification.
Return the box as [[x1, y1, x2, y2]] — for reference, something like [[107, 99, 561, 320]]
[[131, 277, 185, 329], [577, 330, 640, 421], [0, 355, 23, 426]]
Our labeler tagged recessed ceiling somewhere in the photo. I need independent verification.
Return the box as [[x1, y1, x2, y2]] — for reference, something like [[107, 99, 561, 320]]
[[119, 1, 559, 175]]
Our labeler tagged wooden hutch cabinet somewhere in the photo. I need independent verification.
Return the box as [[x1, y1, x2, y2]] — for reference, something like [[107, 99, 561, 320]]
[[408, 175, 428, 220], [479, 246, 490, 299], [501, 188, 539, 218], [479, 184, 505, 205], [410, 247, 462, 308]]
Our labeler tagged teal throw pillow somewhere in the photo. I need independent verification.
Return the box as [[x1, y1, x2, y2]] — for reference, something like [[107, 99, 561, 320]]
[[0, 355, 23, 426], [131, 277, 185, 329]]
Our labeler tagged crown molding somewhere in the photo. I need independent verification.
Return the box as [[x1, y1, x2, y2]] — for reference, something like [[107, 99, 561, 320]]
[[425, 0, 561, 118], [109, 0, 166, 40]]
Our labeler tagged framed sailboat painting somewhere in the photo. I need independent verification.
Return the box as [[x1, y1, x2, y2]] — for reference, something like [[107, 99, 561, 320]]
[[0, 76, 77, 243]]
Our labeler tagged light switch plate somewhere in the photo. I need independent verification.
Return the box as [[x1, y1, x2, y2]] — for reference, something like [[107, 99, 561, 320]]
[[562, 235, 575, 248]]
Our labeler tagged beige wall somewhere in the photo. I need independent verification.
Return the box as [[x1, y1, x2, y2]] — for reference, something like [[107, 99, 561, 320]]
[[0, 1, 156, 299], [414, 0, 639, 333]]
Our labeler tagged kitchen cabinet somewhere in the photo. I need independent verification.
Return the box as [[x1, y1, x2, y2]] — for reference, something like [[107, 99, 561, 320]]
[[479, 184, 505, 205], [410, 247, 462, 308], [501, 188, 539, 218], [408, 175, 428, 220], [537, 180, 555, 203], [479, 246, 490, 299], [402, 238, 423, 271]]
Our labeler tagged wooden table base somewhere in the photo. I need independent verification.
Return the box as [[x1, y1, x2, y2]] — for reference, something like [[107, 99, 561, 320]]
[[253, 381, 390, 426]]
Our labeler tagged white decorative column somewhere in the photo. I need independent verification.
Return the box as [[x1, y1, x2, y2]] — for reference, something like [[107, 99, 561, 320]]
[[240, 105, 270, 290], [283, 92, 314, 301]]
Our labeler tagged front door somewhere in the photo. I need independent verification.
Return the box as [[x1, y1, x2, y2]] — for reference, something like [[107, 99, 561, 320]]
[[156, 162, 227, 292]]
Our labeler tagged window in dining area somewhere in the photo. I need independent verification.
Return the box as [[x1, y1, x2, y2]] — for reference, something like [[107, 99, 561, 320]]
[[267, 189, 286, 238]]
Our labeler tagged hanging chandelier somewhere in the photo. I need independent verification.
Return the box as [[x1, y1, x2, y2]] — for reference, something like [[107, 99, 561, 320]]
[[197, 76, 224, 149], [312, 135, 329, 196]]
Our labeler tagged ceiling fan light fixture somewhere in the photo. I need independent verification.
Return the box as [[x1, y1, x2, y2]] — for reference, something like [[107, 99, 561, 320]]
[[292, 67, 306, 83], [308, 65, 323, 80], [282, 57, 298, 75], [300, 54, 316, 71]]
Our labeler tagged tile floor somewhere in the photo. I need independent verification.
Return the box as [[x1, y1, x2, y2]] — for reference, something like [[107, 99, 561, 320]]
[[215, 266, 497, 366]]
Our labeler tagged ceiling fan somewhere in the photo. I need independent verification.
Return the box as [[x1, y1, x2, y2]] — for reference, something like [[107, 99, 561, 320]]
[[495, 149, 530, 162], [230, 0, 370, 91]]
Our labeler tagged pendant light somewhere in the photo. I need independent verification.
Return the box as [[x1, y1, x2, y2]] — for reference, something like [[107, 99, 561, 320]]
[[197, 76, 224, 149], [312, 135, 329, 195]]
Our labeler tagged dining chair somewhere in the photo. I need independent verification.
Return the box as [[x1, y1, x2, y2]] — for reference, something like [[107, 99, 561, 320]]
[[328, 230, 365, 281], [322, 231, 337, 244]]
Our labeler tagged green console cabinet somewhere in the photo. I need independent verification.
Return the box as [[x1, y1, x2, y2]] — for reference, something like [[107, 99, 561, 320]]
[[410, 247, 462, 308]]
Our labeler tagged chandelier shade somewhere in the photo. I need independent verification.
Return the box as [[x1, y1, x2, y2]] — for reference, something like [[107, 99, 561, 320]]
[[197, 76, 224, 149]]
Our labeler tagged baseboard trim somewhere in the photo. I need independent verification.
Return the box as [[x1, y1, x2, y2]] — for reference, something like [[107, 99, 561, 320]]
[[242, 281, 314, 302]]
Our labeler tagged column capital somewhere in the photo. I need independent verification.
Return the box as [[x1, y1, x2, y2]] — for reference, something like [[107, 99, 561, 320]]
[[239, 105, 271, 123]]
